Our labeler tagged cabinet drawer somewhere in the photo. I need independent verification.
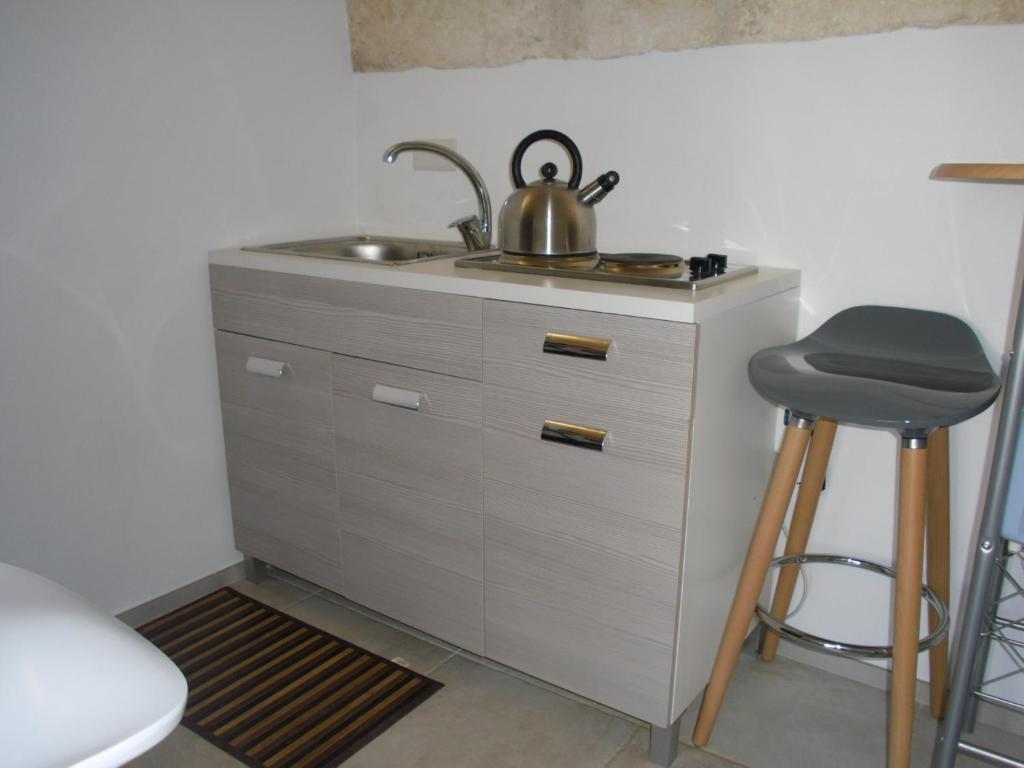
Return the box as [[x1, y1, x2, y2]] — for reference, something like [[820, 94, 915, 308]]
[[215, 331, 342, 591], [211, 265, 482, 380], [484, 384, 689, 510], [485, 508, 677, 724], [483, 300, 695, 419], [332, 354, 484, 653]]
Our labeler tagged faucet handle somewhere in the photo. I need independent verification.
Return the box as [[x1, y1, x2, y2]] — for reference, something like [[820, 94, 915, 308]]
[[448, 214, 486, 251]]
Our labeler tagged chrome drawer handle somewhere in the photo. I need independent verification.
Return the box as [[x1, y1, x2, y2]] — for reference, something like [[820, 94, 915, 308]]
[[371, 384, 424, 411], [245, 356, 287, 378], [541, 419, 608, 451], [542, 332, 611, 361]]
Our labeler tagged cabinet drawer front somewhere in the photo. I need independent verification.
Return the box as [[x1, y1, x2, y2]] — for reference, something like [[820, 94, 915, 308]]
[[215, 331, 341, 585], [484, 384, 689, 517], [332, 354, 483, 652], [211, 265, 482, 380], [485, 512, 676, 723], [483, 301, 695, 418]]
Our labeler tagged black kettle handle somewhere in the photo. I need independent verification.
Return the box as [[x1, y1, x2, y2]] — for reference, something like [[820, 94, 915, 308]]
[[511, 130, 583, 190]]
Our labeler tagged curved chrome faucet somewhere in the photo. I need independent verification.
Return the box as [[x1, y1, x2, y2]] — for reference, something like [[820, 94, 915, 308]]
[[382, 141, 492, 251]]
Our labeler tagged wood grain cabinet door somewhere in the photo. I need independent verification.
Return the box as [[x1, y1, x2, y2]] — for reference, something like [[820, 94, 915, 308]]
[[214, 331, 342, 592], [332, 354, 484, 654], [482, 300, 696, 725]]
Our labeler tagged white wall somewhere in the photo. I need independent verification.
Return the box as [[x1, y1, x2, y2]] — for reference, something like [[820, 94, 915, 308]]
[[354, 24, 1024, 686], [0, 0, 358, 613], [2, 0, 1020, 697]]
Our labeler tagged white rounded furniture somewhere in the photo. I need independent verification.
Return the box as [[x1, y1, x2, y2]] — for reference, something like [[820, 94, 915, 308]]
[[0, 562, 187, 768]]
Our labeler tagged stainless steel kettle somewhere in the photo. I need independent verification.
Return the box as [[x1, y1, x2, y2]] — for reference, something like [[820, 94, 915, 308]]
[[498, 130, 619, 262]]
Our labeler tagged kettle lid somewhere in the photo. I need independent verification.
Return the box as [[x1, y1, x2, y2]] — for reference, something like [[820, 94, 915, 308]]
[[530, 162, 568, 188]]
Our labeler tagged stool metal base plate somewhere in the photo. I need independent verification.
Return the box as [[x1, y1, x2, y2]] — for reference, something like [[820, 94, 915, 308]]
[[756, 553, 950, 659]]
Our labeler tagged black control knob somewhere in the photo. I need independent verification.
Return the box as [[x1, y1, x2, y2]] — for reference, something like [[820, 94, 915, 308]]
[[707, 253, 728, 275], [689, 256, 711, 280]]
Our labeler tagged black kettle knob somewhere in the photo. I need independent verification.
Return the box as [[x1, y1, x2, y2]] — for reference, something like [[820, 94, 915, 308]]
[[511, 130, 583, 190], [540, 162, 558, 181]]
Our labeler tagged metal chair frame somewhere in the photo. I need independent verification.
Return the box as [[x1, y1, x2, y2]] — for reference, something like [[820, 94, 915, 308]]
[[933, 265, 1024, 768], [937, 543, 1024, 767]]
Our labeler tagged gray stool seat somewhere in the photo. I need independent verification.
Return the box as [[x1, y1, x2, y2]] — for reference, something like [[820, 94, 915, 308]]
[[748, 305, 1001, 431]]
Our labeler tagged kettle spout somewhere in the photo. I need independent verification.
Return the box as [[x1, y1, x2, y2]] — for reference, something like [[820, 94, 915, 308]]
[[577, 171, 620, 207]]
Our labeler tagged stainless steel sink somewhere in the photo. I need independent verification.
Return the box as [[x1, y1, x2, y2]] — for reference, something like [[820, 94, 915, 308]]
[[242, 235, 468, 265]]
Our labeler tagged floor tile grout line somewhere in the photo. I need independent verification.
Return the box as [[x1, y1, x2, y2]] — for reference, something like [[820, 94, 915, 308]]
[[248, 572, 324, 608], [264, 567, 324, 597], [424, 650, 459, 677], [279, 590, 320, 614], [602, 724, 647, 768]]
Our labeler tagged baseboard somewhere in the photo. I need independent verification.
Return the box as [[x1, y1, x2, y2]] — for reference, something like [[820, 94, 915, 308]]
[[775, 643, 1023, 734], [117, 560, 246, 628]]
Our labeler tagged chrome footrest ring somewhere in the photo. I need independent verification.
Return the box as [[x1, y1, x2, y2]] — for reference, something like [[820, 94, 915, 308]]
[[755, 553, 950, 660]]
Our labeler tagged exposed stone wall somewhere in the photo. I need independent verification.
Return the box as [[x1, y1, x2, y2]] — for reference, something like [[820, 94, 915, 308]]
[[347, 0, 1024, 72]]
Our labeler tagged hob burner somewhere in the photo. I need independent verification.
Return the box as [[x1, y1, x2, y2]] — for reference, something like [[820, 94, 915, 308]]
[[455, 251, 758, 291], [597, 253, 685, 278], [498, 252, 599, 270]]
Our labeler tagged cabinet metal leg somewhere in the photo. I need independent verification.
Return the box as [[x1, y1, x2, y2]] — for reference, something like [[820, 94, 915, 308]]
[[243, 556, 268, 583], [649, 718, 681, 767]]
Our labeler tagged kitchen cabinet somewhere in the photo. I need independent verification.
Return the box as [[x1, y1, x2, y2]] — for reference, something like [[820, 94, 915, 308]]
[[331, 354, 484, 654], [214, 330, 342, 593], [209, 257, 799, 753], [211, 264, 485, 651], [482, 301, 694, 724]]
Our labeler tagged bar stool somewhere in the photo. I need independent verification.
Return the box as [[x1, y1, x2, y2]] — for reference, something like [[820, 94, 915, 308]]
[[691, 305, 1001, 768]]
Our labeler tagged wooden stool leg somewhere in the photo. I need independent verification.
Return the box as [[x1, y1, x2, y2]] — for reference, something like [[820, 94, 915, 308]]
[[926, 426, 950, 719], [890, 437, 928, 768], [692, 419, 814, 747], [761, 418, 838, 662]]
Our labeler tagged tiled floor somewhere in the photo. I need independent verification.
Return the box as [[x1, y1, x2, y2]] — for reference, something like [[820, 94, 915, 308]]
[[128, 569, 1023, 768]]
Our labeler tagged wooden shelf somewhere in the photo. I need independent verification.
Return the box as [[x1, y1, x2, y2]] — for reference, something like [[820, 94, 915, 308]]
[[931, 164, 1024, 184]]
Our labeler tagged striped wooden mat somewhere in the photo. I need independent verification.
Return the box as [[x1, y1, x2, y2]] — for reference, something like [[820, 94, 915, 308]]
[[138, 587, 442, 768]]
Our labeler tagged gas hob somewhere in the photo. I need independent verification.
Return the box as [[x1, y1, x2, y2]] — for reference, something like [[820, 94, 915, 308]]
[[454, 251, 757, 291]]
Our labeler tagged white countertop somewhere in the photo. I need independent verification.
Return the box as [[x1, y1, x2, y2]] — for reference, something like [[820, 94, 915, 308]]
[[209, 247, 800, 323]]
